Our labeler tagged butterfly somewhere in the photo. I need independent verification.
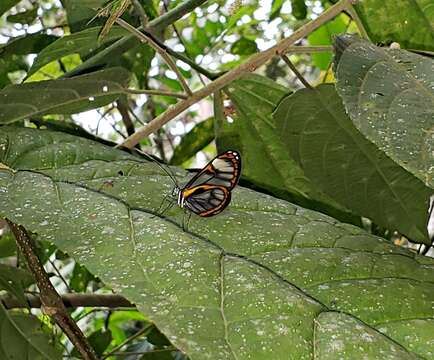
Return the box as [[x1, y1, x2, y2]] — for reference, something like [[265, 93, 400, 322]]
[[155, 150, 242, 230]]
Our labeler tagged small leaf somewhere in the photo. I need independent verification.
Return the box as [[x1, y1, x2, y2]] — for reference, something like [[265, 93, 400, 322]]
[[231, 37, 258, 56], [170, 117, 214, 165], [273, 84, 431, 243], [71, 329, 112, 357], [70, 262, 98, 292], [6, 7, 38, 24], [307, 15, 347, 70], [0, 232, 16, 258], [0, 304, 62, 359], [270, 0, 284, 20], [0, 67, 131, 124], [334, 36, 434, 189], [0, 34, 58, 60], [0, 264, 34, 304], [291, 0, 307, 20]]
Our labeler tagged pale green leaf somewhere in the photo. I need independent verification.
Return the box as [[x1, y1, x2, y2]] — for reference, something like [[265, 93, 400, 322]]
[[334, 36, 434, 189], [0, 127, 433, 359]]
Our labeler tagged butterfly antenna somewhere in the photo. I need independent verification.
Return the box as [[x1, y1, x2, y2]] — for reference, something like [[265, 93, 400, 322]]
[[135, 149, 180, 187]]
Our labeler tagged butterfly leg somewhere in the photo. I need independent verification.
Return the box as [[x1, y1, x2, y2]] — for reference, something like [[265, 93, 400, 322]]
[[182, 209, 192, 232], [151, 193, 172, 218]]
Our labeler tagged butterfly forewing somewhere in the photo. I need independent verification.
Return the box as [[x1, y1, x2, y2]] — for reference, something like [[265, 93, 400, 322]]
[[181, 150, 241, 217]]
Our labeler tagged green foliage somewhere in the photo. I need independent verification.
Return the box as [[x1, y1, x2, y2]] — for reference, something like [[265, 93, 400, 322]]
[[0, 67, 130, 123], [1, 0, 434, 358], [334, 35, 434, 189], [170, 117, 214, 165], [0, 304, 63, 360], [0, 127, 434, 359], [273, 84, 431, 244]]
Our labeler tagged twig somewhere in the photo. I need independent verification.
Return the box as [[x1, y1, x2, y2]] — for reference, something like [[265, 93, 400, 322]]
[[107, 348, 177, 356], [6, 220, 98, 360], [116, 18, 193, 96], [65, 0, 209, 77], [119, 0, 351, 148], [124, 88, 188, 99], [284, 45, 333, 53], [102, 324, 153, 359], [280, 54, 312, 89], [48, 258, 72, 293], [1, 293, 134, 309], [345, 1, 370, 40], [117, 100, 136, 137], [131, 0, 148, 28]]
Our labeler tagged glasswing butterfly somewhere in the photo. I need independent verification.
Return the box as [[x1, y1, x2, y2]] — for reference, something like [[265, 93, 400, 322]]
[[154, 150, 242, 230]]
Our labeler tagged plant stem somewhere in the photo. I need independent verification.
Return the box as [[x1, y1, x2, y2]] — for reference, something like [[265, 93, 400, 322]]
[[280, 54, 312, 89], [116, 18, 193, 96], [124, 88, 188, 99], [119, 0, 352, 149], [101, 324, 153, 359], [1, 293, 134, 309], [65, 0, 209, 78], [6, 220, 98, 360]]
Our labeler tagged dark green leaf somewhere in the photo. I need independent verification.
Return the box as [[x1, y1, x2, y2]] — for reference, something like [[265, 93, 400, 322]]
[[0, 264, 34, 304], [71, 329, 112, 357], [0, 232, 16, 258], [291, 0, 307, 20], [216, 74, 358, 224], [6, 7, 38, 24], [273, 84, 431, 243], [169, 117, 214, 165], [0, 304, 62, 359], [270, 0, 284, 20], [355, 0, 434, 51], [0, 0, 20, 17], [0, 126, 433, 358], [0, 34, 58, 60], [28, 26, 129, 77], [70, 262, 98, 292], [334, 36, 434, 190], [231, 37, 258, 56], [0, 67, 131, 124], [62, 0, 107, 32]]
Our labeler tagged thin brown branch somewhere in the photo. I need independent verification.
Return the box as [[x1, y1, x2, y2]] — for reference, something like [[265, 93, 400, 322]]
[[119, 0, 352, 149], [280, 54, 312, 89], [116, 18, 193, 96], [345, 1, 369, 40], [102, 324, 153, 359], [284, 45, 333, 53], [6, 220, 98, 360], [117, 100, 136, 137], [124, 88, 188, 99], [131, 0, 148, 28], [1, 293, 134, 309]]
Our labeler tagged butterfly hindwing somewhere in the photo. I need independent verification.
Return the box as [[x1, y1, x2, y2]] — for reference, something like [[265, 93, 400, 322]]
[[184, 185, 231, 217]]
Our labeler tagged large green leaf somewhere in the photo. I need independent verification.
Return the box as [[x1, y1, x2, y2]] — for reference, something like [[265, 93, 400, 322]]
[[216, 74, 357, 224], [0, 304, 62, 360], [0, 126, 433, 359], [61, 0, 107, 32], [274, 84, 431, 244], [355, 0, 434, 51], [27, 26, 129, 77], [0, 34, 58, 60], [334, 36, 434, 190], [0, 67, 130, 124]]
